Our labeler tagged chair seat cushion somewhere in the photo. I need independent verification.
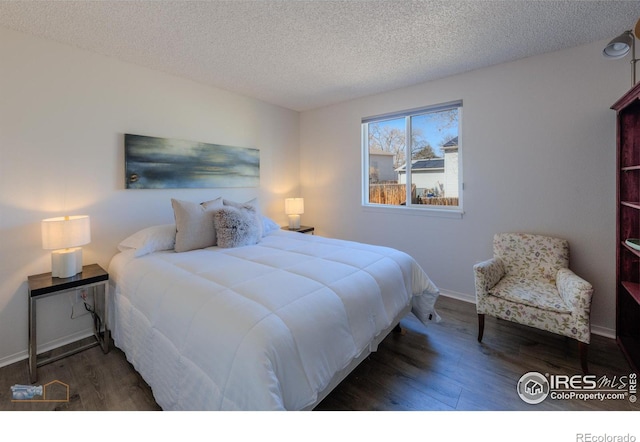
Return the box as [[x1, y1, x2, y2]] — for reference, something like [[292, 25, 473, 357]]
[[489, 275, 571, 313]]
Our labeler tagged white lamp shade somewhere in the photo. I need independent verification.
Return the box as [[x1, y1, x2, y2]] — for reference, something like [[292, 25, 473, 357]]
[[603, 31, 634, 59], [42, 215, 90, 278], [41, 215, 91, 250], [285, 198, 304, 215]]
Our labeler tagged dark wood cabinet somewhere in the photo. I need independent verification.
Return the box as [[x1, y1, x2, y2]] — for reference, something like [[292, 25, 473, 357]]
[[612, 81, 640, 374]]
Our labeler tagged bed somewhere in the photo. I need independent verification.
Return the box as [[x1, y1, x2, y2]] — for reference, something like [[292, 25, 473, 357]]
[[107, 198, 440, 410]]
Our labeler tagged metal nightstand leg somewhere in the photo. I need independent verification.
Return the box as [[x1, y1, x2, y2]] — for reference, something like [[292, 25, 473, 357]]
[[28, 296, 37, 384]]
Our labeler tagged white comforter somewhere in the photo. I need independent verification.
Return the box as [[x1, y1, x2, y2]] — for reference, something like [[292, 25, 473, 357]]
[[108, 230, 439, 410]]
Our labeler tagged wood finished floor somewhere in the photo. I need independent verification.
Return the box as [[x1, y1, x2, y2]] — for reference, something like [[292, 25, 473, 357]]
[[0, 295, 636, 411]]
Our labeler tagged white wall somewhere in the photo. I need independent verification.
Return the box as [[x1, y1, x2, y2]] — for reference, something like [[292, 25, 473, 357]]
[[300, 39, 630, 337], [0, 27, 300, 366]]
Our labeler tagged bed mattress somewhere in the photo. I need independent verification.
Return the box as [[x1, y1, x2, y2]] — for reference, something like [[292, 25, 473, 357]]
[[108, 230, 439, 410]]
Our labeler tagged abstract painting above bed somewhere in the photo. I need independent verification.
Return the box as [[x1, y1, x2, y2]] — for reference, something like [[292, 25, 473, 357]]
[[124, 134, 260, 189]]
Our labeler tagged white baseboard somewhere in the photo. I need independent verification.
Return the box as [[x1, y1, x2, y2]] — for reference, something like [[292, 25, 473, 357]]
[[437, 290, 617, 340], [439, 289, 475, 304], [0, 328, 94, 369], [590, 324, 616, 340]]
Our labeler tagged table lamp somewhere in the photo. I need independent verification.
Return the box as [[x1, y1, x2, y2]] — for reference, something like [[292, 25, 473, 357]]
[[41, 215, 91, 278], [284, 198, 304, 230]]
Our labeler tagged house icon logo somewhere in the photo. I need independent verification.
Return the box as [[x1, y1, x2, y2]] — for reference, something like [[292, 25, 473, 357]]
[[517, 372, 549, 404]]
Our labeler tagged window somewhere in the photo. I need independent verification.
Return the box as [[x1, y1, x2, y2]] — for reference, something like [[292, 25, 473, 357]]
[[362, 101, 462, 213]]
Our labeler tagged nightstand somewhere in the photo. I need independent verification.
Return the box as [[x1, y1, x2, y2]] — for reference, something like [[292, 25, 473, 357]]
[[282, 225, 315, 234], [27, 263, 110, 383]]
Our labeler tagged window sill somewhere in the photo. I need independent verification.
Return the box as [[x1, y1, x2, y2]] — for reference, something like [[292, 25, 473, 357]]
[[361, 204, 464, 219]]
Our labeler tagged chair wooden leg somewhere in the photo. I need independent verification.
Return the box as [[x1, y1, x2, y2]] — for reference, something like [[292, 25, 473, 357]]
[[579, 341, 589, 374], [392, 323, 406, 335], [477, 314, 485, 342]]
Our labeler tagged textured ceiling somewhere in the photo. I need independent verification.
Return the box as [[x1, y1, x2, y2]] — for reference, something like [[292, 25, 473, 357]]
[[1, 1, 639, 111]]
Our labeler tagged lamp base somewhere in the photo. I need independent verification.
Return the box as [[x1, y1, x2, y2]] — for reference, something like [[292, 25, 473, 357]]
[[51, 248, 83, 278], [288, 215, 301, 230]]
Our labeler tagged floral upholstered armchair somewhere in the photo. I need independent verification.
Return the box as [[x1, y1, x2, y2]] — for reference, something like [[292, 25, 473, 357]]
[[473, 233, 593, 373]]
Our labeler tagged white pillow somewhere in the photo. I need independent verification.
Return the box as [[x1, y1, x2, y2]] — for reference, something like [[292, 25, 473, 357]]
[[261, 216, 280, 235], [172, 197, 224, 252], [223, 197, 261, 210], [117, 224, 177, 257], [223, 197, 259, 210]]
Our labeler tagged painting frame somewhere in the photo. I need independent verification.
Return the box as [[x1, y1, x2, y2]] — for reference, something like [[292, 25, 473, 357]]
[[124, 134, 260, 189]]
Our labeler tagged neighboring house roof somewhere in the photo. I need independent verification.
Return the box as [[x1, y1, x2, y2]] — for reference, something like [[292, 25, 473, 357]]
[[443, 136, 458, 148], [396, 158, 444, 172], [396, 137, 457, 172]]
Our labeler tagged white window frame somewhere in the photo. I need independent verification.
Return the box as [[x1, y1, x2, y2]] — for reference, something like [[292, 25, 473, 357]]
[[361, 100, 463, 218]]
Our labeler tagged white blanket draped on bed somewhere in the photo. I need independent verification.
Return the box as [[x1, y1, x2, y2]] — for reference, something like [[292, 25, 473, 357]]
[[108, 230, 439, 410]]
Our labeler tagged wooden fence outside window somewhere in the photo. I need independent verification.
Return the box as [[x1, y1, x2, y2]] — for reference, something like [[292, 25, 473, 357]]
[[369, 183, 458, 206]]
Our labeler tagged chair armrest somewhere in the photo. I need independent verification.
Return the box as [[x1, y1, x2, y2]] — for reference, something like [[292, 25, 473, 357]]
[[556, 268, 593, 313], [473, 258, 505, 297]]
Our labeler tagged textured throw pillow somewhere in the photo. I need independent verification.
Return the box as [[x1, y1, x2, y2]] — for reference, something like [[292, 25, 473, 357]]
[[171, 197, 223, 252], [213, 205, 261, 248], [223, 198, 265, 237]]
